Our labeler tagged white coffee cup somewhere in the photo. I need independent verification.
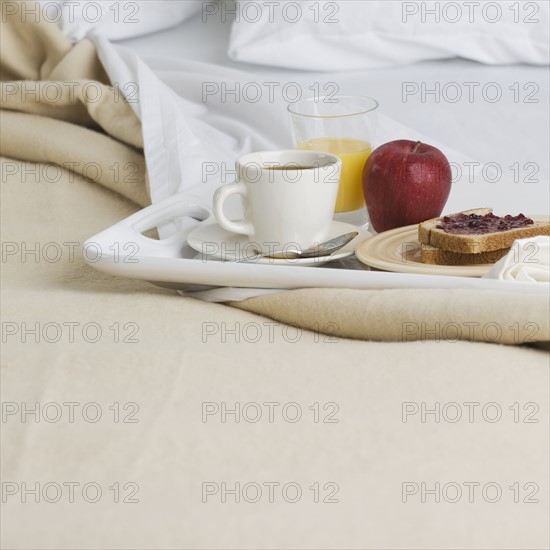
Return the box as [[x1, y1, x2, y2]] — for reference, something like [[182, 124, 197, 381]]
[[213, 150, 342, 253]]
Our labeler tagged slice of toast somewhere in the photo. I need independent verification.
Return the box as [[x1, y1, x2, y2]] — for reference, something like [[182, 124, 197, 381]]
[[419, 209, 550, 254], [418, 208, 492, 246], [420, 243, 509, 266]]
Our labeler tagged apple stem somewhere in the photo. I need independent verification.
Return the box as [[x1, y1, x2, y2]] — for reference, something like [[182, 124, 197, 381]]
[[412, 141, 422, 154]]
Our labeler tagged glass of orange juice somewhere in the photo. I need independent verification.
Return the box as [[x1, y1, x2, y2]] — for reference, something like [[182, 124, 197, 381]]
[[288, 96, 378, 226]]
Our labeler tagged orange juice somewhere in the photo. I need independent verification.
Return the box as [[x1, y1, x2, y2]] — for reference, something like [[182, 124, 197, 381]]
[[298, 138, 372, 213]]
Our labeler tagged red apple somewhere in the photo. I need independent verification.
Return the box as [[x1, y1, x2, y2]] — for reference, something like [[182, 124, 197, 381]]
[[363, 140, 452, 233]]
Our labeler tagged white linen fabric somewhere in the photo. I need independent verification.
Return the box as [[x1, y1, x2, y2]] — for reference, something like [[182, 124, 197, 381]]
[[485, 236, 550, 282], [91, 32, 474, 236], [38, 0, 204, 41], [228, 0, 550, 70], [114, 11, 550, 217]]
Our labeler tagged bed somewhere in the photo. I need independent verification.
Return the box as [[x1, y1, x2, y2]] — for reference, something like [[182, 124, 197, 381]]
[[1, 2, 549, 549]]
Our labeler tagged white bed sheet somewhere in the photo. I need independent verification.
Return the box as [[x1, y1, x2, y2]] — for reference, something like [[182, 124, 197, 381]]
[[119, 12, 550, 216]]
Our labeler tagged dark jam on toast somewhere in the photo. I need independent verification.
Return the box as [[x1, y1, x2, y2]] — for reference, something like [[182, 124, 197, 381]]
[[436, 213, 534, 235]]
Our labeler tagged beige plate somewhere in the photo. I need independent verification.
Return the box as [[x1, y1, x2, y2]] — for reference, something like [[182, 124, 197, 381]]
[[356, 224, 497, 278], [356, 216, 549, 277]]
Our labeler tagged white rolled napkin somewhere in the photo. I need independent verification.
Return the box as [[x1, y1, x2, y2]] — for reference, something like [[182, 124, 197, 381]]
[[484, 236, 550, 282]]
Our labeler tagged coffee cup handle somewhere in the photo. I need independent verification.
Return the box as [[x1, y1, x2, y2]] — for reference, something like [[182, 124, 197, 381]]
[[213, 181, 255, 237]]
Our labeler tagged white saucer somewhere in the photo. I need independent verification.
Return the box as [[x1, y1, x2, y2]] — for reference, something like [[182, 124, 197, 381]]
[[187, 220, 371, 266]]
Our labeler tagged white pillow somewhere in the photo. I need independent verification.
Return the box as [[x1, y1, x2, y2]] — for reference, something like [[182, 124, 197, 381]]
[[228, 0, 550, 70], [39, 0, 204, 41]]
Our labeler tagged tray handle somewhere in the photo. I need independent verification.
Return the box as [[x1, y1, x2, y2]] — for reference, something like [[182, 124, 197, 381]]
[[85, 193, 213, 259]]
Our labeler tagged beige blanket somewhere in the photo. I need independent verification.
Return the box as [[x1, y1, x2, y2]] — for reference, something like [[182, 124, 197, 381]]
[[3, 154, 550, 549], [1, 3, 549, 549], [0, 0, 148, 207]]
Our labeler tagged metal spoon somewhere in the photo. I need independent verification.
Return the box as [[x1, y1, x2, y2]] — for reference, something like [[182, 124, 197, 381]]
[[237, 231, 359, 262]]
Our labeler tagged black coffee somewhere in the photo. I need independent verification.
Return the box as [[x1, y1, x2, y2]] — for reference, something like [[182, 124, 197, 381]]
[[263, 165, 316, 170]]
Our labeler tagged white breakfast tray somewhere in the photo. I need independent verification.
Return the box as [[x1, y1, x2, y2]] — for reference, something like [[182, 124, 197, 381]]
[[84, 193, 547, 295]]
